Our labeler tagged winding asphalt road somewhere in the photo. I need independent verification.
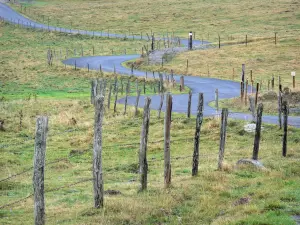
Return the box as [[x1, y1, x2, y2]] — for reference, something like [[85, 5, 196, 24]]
[[1, 2, 300, 127]]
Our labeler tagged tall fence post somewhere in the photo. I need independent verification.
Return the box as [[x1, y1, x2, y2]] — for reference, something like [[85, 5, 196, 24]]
[[278, 84, 282, 129], [187, 90, 192, 118], [253, 103, 263, 160], [157, 94, 164, 118], [164, 93, 172, 188], [93, 96, 104, 208], [135, 90, 141, 116], [192, 93, 204, 176], [218, 108, 228, 170], [215, 89, 219, 113], [282, 101, 289, 157], [180, 76, 184, 90], [139, 97, 151, 191], [33, 116, 48, 225], [255, 83, 259, 107], [249, 96, 256, 122]]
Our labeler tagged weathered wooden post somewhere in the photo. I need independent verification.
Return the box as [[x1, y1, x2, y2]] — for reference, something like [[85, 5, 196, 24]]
[[33, 116, 48, 225], [282, 101, 289, 157], [249, 96, 256, 122], [135, 90, 141, 116], [91, 79, 97, 105], [278, 84, 282, 129], [180, 76, 184, 90], [218, 34, 221, 49], [291, 71, 296, 88], [151, 33, 155, 51], [139, 97, 151, 191], [93, 96, 104, 208], [252, 103, 263, 160], [275, 32, 277, 45], [240, 82, 244, 102], [245, 79, 248, 106], [255, 83, 259, 107], [271, 75, 274, 90], [218, 108, 228, 170], [192, 93, 204, 176], [164, 93, 172, 188], [107, 83, 112, 109], [114, 84, 118, 113], [215, 89, 219, 112], [187, 90, 192, 118], [157, 94, 164, 118], [143, 78, 146, 94]]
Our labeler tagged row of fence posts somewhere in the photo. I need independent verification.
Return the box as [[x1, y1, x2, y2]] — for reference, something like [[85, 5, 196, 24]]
[[31, 79, 290, 224]]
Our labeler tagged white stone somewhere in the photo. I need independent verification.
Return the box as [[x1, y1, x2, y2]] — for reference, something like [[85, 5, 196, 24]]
[[244, 123, 264, 133]]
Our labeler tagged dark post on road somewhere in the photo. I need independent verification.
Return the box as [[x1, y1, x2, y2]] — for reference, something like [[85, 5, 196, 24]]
[[188, 31, 193, 50]]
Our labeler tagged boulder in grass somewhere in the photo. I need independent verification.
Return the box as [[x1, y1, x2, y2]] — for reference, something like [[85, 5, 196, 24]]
[[236, 159, 265, 169]]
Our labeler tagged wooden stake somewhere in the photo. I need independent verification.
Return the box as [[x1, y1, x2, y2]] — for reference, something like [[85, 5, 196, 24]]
[[139, 97, 151, 191], [253, 103, 263, 160], [164, 93, 172, 188], [218, 108, 228, 170], [282, 101, 289, 157], [192, 93, 204, 176], [33, 116, 48, 225], [187, 90, 192, 118], [93, 96, 104, 208]]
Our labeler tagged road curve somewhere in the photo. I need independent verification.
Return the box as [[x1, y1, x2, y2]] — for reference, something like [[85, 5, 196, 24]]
[[1, 2, 300, 127]]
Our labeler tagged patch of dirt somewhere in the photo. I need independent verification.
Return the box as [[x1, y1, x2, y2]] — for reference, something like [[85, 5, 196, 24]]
[[233, 197, 251, 206]]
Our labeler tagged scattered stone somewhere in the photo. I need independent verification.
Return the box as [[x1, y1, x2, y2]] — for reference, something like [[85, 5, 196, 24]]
[[244, 123, 264, 133], [233, 197, 251, 206], [236, 159, 265, 169], [104, 190, 121, 195], [292, 215, 300, 225]]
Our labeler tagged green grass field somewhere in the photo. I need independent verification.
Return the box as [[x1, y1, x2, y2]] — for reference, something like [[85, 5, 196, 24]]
[[1, 0, 300, 224]]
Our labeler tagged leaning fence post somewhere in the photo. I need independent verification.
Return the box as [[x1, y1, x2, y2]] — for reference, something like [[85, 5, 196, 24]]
[[192, 93, 204, 176], [33, 116, 48, 225], [218, 108, 228, 170], [282, 101, 289, 157], [253, 103, 263, 160], [249, 96, 256, 122], [187, 90, 192, 118], [255, 83, 259, 107], [278, 84, 282, 129], [180, 76, 185, 90], [164, 93, 172, 188], [139, 97, 151, 191], [93, 96, 104, 208], [135, 90, 141, 116], [157, 94, 164, 118], [91, 79, 97, 105], [215, 89, 219, 113]]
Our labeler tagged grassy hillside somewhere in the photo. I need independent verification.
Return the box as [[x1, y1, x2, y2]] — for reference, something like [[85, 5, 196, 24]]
[[10, 0, 300, 39]]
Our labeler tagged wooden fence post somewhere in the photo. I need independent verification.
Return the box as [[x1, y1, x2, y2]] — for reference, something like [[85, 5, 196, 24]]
[[187, 90, 192, 118], [215, 89, 219, 112], [192, 93, 204, 176], [107, 83, 112, 109], [282, 101, 289, 157], [157, 94, 164, 118], [93, 96, 104, 208], [218, 108, 228, 170], [135, 90, 141, 116], [139, 97, 151, 191], [278, 84, 282, 129], [33, 116, 48, 225], [180, 76, 184, 90], [114, 84, 118, 113], [164, 93, 172, 188], [249, 96, 256, 122], [255, 83, 259, 107], [91, 79, 97, 105], [244, 79, 248, 106], [252, 103, 263, 160]]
